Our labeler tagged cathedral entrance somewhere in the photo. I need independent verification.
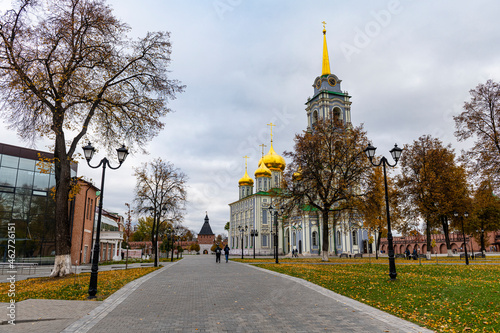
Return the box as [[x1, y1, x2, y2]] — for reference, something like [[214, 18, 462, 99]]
[[203, 249, 208, 254]]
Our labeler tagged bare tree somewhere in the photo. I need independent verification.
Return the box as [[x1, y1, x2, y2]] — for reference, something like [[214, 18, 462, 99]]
[[0, 0, 184, 276], [134, 158, 187, 267], [283, 119, 371, 261]]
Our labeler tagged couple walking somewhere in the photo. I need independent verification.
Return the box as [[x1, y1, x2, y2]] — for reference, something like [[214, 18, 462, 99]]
[[215, 244, 230, 263]]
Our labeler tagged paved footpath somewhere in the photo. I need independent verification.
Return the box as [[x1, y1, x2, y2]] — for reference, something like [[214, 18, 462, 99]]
[[3, 256, 433, 332]]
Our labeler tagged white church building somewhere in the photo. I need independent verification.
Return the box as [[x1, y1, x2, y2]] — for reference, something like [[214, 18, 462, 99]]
[[228, 25, 376, 257]]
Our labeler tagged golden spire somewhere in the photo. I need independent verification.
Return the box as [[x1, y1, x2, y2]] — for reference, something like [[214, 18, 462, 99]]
[[321, 21, 331, 76]]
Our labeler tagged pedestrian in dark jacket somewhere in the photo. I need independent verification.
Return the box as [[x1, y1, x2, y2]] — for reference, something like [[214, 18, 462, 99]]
[[224, 244, 230, 263], [215, 245, 222, 263]]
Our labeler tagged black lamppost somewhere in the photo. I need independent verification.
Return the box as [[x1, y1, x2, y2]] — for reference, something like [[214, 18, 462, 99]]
[[82, 142, 128, 299], [250, 228, 259, 259], [268, 203, 285, 264], [365, 143, 402, 280], [454, 211, 469, 265], [238, 226, 247, 259]]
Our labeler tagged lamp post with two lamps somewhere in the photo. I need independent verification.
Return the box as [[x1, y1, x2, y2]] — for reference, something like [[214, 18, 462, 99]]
[[82, 142, 129, 299], [250, 228, 259, 259], [454, 211, 469, 265], [268, 203, 285, 264], [238, 226, 247, 259], [364, 143, 402, 280]]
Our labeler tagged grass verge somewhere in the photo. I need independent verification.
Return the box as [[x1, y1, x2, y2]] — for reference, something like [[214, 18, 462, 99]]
[[257, 262, 500, 333], [0, 266, 160, 302]]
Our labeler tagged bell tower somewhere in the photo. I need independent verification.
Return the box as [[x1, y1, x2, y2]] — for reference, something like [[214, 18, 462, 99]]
[[306, 22, 352, 130]]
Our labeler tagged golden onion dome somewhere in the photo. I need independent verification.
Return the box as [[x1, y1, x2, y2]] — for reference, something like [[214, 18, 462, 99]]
[[292, 167, 303, 181], [238, 169, 254, 187], [255, 160, 272, 178], [262, 145, 286, 171]]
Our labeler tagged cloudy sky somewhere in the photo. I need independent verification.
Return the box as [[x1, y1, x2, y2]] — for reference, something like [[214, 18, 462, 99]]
[[1, 0, 499, 235]]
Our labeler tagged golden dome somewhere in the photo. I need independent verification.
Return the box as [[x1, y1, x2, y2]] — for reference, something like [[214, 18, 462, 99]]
[[292, 167, 303, 181], [255, 160, 272, 178], [262, 144, 286, 171], [238, 169, 254, 187]]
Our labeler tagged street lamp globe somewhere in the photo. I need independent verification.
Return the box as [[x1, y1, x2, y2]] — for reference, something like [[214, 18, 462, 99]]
[[116, 144, 129, 163], [364, 144, 377, 159], [390, 144, 402, 162], [82, 142, 95, 161]]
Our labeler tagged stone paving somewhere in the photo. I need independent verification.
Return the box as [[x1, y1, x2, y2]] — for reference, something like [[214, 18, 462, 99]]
[[1, 256, 433, 332], [70, 256, 429, 333]]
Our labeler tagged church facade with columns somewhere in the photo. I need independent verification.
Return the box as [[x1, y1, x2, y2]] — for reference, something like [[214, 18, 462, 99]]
[[228, 24, 376, 257]]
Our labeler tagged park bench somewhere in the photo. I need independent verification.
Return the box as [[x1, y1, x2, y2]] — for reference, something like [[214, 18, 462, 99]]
[[0, 262, 38, 275], [140, 263, 154, 267], [395, 254, 406, 258], [418, 254, 427, 259], [339, 253, 349, 258], [473, 252, 486, 258], [353, 253, 363, 258], [459, 253, 471, 259]]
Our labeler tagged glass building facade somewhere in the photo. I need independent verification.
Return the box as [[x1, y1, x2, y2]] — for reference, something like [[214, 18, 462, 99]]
[[0, 143, 77, 262]]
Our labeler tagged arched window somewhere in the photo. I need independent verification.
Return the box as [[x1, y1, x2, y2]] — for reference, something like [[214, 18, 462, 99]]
[[352, 230, 358, 245], [312, 110, 318, 124], [312, 231, 318, 246], [293, 232, 296, 245], [337, 231, 341, 246]]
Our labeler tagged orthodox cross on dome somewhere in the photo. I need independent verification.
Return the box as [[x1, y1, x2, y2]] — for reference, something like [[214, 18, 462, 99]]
[[259, 144, 267, 157], [267, 122, 276, 145], [243, 155, 249, 170], [322, 21, 326, 31]]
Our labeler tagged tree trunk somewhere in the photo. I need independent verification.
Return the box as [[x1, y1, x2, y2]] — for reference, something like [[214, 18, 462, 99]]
[[50, 132, 72, 277], [441, 216, 453, 256], [321, 209, 329, 261], [425, 219, 432, 260]]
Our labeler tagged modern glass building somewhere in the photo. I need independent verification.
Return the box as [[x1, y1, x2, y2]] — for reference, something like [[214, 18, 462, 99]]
[[0, 143, 77, 262]]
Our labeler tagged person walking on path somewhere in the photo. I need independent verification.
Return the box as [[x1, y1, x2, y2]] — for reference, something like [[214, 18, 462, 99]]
[[215, 244, 222, 263], [224, 244, 230, 263]]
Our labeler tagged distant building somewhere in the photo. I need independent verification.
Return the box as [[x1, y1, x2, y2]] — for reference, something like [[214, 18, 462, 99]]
[[380, 231, 500, 255], [198, 213, 215, 254]]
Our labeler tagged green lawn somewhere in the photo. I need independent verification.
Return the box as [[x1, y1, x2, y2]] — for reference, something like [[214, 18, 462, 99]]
[[256, 262, 500, 332]]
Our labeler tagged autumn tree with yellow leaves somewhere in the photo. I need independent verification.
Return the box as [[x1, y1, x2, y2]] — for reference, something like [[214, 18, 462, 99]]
[[283, 119, 371, 261], [0, 0, 184, 276], [396, 135, 470, 257]]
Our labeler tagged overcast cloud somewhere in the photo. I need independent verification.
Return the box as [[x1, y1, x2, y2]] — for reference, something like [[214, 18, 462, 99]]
[[1, 0, 499, 235]]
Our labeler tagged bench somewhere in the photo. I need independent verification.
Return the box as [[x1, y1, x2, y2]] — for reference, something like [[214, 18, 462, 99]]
[[339, 253, 349, 258], [140, 263, 154, 267], [0, 262, 38, 275], [395, 254, 406, 258], [472, 252, 486, 258], [353, 253, 363, 258], [418, 254, 427, 259], [460, 253, 471, 259]]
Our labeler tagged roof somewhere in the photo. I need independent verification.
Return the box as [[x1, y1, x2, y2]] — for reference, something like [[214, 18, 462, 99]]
[[198, 214, 214, 235]]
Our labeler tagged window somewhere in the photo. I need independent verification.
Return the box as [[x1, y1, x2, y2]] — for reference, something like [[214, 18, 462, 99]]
[[293, 232, 296, 245], [312, 231, 318, 246], [262, 234, 268, 247], [352, 230, 358, 245], [83, 246, 88, 264], [337, 231, 341, 246], [262, 209, 268, 224]]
